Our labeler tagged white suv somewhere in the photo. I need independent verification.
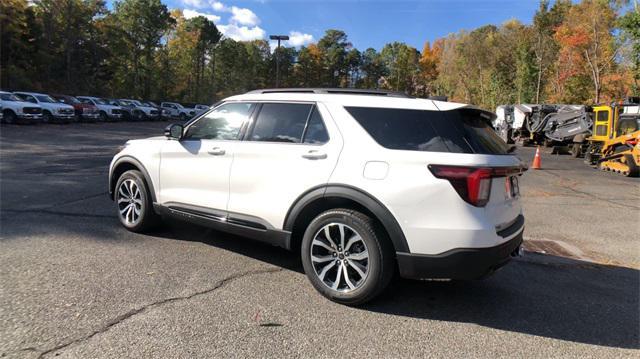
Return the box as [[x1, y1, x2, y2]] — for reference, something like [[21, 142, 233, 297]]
[[109, 89, 526, 304]]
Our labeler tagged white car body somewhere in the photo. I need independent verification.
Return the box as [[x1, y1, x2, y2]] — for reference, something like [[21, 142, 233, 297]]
[[110, 89, 526, 294], [0, 91, 43, 122], [161, 102, 196, 120], [194, 104, 210, 116], [76, 96, 124, 120], [120, 99, 159, 118], [13, 92, 75, 121]]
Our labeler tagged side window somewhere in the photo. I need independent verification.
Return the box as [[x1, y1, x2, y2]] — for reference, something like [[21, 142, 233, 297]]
[[597, 111, 609, 122], [250, 103, 313, 143], [303, 107, 329, 144], [184, 102, 254, 140]]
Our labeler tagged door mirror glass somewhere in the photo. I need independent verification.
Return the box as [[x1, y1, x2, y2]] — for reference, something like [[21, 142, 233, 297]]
[[165, 123, 184, 140]]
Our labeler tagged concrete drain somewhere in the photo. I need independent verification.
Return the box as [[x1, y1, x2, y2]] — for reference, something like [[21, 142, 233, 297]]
[[522, 238, 586, 260]]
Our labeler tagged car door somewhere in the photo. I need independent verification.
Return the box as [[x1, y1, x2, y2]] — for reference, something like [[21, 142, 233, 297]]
[[159, 102, 256, 215], [227, 102, 343, 229]]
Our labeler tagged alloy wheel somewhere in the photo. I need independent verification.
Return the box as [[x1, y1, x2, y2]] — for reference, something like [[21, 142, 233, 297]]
[[117, 179, 143, 225], [310, 223, 369, 292]]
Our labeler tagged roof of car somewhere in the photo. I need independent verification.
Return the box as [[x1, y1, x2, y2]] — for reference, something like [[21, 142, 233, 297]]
[[225, 89, 466, 112], [14, 91, 49, 96]]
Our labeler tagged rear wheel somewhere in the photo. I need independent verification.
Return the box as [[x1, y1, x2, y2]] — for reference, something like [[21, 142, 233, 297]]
[[301, 209, 394, 305], [115, 170, 160, 232]]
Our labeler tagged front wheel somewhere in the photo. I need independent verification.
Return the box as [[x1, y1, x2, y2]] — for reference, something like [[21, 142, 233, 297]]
[[301, 209, 394, 305], [115, 170, 160, 232], [43, 111, 53, 123]]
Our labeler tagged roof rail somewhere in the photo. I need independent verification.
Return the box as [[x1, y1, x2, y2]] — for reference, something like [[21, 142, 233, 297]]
[[245, 88, 413, 98]]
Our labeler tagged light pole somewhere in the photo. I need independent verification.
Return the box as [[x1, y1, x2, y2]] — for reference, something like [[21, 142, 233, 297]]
[[269, 35, 289, 88]]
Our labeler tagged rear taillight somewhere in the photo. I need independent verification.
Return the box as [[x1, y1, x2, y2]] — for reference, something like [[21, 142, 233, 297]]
[[428, 165, 524, 207], [625, 139, 638, 146]]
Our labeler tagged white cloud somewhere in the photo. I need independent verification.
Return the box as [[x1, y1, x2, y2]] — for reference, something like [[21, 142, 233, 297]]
[[181, 0, 205, 8], [287, 31, 314, 47], [210, 1, 228, 11], [229, 6, 259, 26], [218, 23, 266, 41], [183, 9, 221, 22]]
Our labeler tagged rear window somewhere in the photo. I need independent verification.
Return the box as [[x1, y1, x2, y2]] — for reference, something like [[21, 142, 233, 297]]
[[345, 106, 509, 154]]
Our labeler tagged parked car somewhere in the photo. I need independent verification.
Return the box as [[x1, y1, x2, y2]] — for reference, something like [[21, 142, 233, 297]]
[[161, 101, 196, 120], [13, 91, 75, 123], [144, 101, 170, 120], [109, 88, 526, 305], [76, 96, 124, 121], [51, 94, 100, 122], [194, 104, 210, 116], [0, 91, 43, 124], [120, 99, 159, 120]]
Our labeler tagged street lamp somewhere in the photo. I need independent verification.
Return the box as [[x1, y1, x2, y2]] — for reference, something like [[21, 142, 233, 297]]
[[270, 35, 289, 88]]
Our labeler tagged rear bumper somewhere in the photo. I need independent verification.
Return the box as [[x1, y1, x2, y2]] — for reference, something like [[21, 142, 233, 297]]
[[397, 215, 524, 280]]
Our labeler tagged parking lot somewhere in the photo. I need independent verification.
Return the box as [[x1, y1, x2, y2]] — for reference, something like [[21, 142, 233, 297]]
[[1, 122, 638, 357]]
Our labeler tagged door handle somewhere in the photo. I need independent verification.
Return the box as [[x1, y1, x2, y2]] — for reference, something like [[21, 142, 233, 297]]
[[302, 150, 327, 160], [208, 147, 226, 156]]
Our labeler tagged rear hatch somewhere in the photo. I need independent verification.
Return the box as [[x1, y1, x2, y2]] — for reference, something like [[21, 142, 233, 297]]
[[345, 105, 525, 232]]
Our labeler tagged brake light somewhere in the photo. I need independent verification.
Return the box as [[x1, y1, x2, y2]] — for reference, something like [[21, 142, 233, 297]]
[[626, 139, 638, 146], [428, 165, 525, 206], [428, 165, 492, 207]]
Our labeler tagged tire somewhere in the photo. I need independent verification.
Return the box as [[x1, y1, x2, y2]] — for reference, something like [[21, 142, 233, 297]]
[[43, 111, 53, 124], [114, 170, 160, 233], [543, 138, 553, 148], [99, 111, 108, 122], [3, 111, 16, 124], [301, 209, 395, 305]]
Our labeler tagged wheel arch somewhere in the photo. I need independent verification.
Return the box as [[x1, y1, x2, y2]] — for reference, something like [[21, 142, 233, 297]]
[[109, 156, 157, 202], [283, 184, 410, 254]]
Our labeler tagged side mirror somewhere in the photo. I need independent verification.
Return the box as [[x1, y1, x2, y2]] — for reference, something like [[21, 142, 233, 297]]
[[164, 123, 184, 140]]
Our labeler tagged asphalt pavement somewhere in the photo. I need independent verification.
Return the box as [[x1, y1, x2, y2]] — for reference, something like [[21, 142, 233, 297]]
[[1, 122, 638, 358]]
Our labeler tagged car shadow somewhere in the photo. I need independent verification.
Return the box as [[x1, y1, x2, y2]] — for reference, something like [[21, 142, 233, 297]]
[[154, 219, 639, 350]]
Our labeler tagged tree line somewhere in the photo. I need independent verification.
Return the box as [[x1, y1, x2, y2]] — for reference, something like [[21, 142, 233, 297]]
[[0, 0, 638, 109]]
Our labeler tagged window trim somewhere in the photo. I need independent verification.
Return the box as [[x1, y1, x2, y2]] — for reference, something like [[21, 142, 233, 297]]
[[242, 101, 330, 146]]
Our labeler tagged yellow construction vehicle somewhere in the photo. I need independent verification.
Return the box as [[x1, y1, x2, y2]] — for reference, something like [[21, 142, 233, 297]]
[[584, 98, 640, 177]]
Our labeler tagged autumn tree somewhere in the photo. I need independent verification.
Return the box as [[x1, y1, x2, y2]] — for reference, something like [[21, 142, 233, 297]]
[[554, 0, 619, 103]]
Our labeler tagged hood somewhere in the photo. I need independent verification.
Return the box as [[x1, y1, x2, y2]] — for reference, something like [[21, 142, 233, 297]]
[[47, 102, 75, 110]]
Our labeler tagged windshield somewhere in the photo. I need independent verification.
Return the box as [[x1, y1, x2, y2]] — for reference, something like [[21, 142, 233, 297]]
[[175, 103, 184, 109], [0, 93, 21, 101], [35, 95, 57, 103], [345, 106, 509, 155], [130, 100, 143, 106], [147, 101, 158, 107], [119, 100, 134, 106], [95, 98, 110, 105]]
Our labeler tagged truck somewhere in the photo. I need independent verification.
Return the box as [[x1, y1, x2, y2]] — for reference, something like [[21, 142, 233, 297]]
[[161, 101, 197, 121], [0, 91, 43, 124], [76, 96, 125, 121], [13, 91, 75, 123]]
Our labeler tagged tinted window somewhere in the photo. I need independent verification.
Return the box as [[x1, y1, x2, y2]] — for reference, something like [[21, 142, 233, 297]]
[[184, 102, 254, 140], [345, 106, 509, 155], [303, 107, 329, 144], [250, 103, 312, 143]]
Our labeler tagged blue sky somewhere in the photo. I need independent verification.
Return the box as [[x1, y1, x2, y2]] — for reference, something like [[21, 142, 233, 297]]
[[127, 0, 543, 50]]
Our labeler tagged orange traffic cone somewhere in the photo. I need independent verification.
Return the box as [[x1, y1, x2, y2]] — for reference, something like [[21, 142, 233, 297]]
[[531, 146, 542, 169]]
